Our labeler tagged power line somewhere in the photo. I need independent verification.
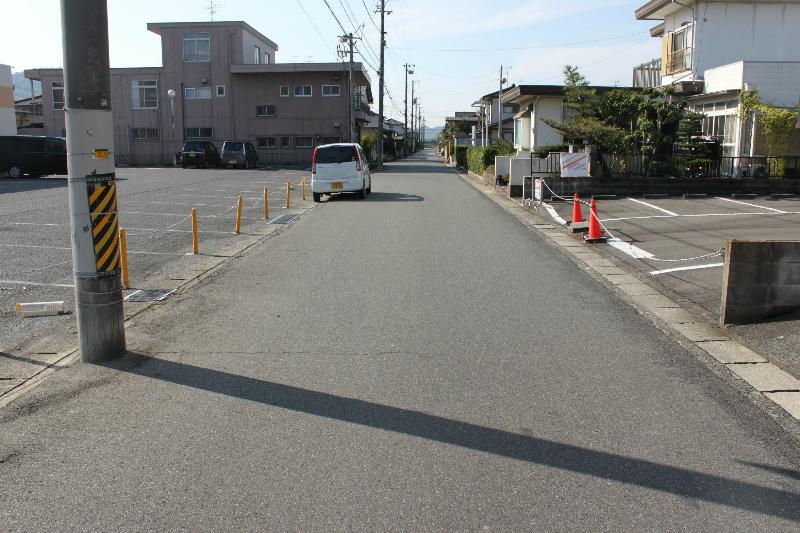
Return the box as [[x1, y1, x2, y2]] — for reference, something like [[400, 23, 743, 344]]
[[322, 0, 348, 34], [295, 0, 332, 52], [337, 0, 359, 31], [360, 0, 381, 31], [392, 31, 649, 52]]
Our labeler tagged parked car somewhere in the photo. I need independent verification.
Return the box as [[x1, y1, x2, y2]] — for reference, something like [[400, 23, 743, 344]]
[[221, 141, 258, 169], [0, 135, 67, 178], [181, 141, 221, 168], [311, 143, 371, 202]]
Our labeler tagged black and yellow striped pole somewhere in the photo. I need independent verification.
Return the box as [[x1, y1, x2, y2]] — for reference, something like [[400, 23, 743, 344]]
[[62, 0, 126, 362]]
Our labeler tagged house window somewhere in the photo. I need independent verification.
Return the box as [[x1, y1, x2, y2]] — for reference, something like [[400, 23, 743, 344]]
[[503, 105, 515, 114], [322, 85, 340, 96], [216, 85, 226, 97], [254, 45, 262, 64], [256, 105, 277, 117], [665, 23, 693, 75], [52, 82, 64, 110], [131, 127, 160, 140], [280, 136, 291, 149], [295, 136, 313, 148], [131, 80, 158, 109], [294, 85, 312, 97], [183, 32, 210, 62], [185, 87, 212, 99], [257, 137, 277, 149], [184, 127, 213, 139], [280, 86, 289, 97]]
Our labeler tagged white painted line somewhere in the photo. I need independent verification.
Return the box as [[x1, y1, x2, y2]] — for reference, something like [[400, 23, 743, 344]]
[[126, 227, 236, 235], [120, 210, 262, 220], [543, 204, 567, 225], [0, 279, 74, 289], [607, 238, 654, 259], [124, 289, 143, 301], [601, 210, 800, 222], [715, 196, 788, 214], [627, 197, 679, 216], [12, 222, 61, 227], [0, 244, 70, 251], [650, 262, 724, 276]]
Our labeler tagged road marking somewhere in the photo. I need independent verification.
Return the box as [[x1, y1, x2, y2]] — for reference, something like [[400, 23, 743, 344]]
[[627, 197, 679, 216], [715, 196, 788, 214], [120, 210, 262, 220], [126, 227, 236, 235], [650, 263, 724, 276], [607, 238, 654, 259], [0, 279, 74, 288], [12, 222, 61, 227], [601, 210, 800, 222], [543, 204, 567, 225], [0, 243, 183, 256]]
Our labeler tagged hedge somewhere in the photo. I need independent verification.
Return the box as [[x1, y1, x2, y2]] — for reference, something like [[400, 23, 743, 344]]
[[466, 143, 516, 174]]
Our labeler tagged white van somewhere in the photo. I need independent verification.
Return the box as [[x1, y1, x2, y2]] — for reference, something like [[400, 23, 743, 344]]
[[311, 143, 371, 202]]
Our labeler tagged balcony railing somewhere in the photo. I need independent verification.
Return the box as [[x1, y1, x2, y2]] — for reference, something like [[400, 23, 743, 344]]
[[633, 58, 662, 88]]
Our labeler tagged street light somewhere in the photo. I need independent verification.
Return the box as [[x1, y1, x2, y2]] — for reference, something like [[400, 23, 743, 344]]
[[167, 89, 177, 166]]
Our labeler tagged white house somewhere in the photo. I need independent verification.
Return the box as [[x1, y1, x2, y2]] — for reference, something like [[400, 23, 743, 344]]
[[636, 0, 800, 162]]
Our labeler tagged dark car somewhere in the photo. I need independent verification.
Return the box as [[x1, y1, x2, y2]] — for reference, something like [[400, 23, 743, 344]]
[[181, 141, 221, 169], [221, 141, 258, 169], [0, 135, 67, 178]]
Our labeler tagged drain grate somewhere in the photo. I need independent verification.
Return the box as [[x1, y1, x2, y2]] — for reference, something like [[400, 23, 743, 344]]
[[270, 213, 299, 225], [124, 289, 176, 302]]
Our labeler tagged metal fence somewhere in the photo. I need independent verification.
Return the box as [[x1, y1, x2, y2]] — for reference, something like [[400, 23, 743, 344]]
[[596, 154, 800, 179], [529, 152, 561, 174]]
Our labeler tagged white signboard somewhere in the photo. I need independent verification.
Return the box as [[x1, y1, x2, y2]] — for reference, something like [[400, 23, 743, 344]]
[[534, 178, 542, 201], [560, 152, 591, 178]]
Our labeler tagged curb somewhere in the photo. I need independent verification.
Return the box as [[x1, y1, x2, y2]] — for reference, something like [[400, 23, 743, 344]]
[[453, 165, 800, 438]]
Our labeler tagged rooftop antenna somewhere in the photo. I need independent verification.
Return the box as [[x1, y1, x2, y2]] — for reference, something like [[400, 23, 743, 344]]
[[207, 0, 220, 21]]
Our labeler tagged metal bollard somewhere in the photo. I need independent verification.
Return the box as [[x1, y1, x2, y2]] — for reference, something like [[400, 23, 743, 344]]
[[192, 208, 199, 254], [286, 180, 291, 209], [235, 195, 244, 234], [118, 228, 129, 288], [264, 187, 269, 219]]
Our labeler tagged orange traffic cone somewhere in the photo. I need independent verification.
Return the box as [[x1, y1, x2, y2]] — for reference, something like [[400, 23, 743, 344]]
[[583, 198, 606, 243], [571, 194, 584, 224]]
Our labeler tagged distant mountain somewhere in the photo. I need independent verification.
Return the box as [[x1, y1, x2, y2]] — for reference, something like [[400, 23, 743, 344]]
[[423, 126, 443, 140], [12, 71, 40, 100]]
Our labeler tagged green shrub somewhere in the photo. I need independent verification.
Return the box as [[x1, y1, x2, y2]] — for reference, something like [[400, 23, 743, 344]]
[[465, 143, 516, 174], [534, 143, 569, 158], [466, 146, 484, 173]]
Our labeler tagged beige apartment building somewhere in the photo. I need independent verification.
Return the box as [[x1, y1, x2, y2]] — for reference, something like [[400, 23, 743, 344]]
[[25, 20, 373, 165]]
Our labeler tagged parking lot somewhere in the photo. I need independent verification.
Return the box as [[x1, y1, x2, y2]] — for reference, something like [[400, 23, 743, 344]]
[[0, 166, 313, 353], [544, 193, 800, 316]]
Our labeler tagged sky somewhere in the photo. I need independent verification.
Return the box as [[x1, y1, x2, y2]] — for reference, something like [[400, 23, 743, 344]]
[[0, 0, 660, 127]]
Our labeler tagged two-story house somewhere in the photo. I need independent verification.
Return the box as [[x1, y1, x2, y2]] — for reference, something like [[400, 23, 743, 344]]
[[25, 20, 372, 166], [472, 88, 516, 145], [635, 0, 800, 163]]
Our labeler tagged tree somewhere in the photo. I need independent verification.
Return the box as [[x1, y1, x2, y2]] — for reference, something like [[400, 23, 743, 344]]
[[740, 89, 797, 157]]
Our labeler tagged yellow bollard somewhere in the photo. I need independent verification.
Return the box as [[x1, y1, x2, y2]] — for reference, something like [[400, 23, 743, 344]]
[[118, 227, 129, 288], [191, 208, 199, 254], [235, 195, 244, 234], [302, 176, 306, 201], [264, 187, 269, 219], [286, 179, 291, 209]]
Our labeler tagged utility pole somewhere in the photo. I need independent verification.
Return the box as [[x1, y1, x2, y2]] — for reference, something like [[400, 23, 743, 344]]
[[60, 0, 126, 363], [339, 33, 360, 142], [498, 65, 507, 143], [403, 63, 414, 156], [376, 1, 390, 170], [410, 81, 417, 153]]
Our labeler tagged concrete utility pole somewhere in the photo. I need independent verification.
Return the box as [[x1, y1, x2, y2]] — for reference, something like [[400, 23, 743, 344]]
[[376, 1, 390, 170], [410, 81, 417, 153], [403, 63, 414, 156], [339, 33, 360, 143], [60, 0, 126, 363], [498, 65, 507, 143]]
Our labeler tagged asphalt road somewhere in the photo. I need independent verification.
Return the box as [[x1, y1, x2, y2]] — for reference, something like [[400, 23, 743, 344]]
[[0, 166, 310, 352], [2, 150, 799, 530]]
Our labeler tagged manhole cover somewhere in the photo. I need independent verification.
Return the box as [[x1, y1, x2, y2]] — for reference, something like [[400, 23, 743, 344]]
[[270, 213, 299, 225], [124, 289, 176, 302]]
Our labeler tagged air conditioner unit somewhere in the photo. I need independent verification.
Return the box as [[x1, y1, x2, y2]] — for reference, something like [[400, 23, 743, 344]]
[[333, 121, 341, 128]]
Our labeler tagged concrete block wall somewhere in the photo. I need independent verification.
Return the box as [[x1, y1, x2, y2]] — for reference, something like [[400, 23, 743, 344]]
[[721, 240, 800, 325]]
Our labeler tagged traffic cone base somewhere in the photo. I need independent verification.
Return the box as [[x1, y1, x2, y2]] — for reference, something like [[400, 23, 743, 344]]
[[584, 198, 606, 243]]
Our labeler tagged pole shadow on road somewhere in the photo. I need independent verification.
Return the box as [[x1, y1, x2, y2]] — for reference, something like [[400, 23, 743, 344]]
[[111, 353, 800, 521]]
